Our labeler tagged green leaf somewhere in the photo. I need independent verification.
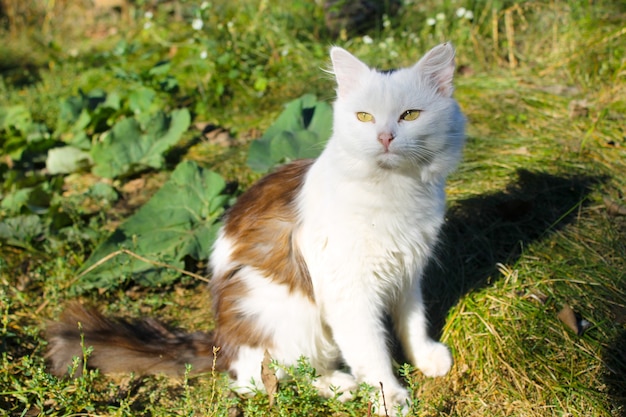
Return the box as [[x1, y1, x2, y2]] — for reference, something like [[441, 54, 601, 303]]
[[0, 188, 32, 215], [1, 184, 53, 215], [0, 214, 44, 248], [0, 105, 32, 136], [0, 105, 42, 161], [147, 60, 172, 77], [90, 108, 191, 178], [56, 89, 117, 142], [269, 131, 299, 163], [46, 146, 93, 174], [247, 94, 332, 172], [75, 160, 228, 292], [128, 87, 157, 115]]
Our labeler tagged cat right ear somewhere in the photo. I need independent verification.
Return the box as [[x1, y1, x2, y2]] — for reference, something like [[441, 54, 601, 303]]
[[415, 43, 456, 97], [330, 47, 370, 98]]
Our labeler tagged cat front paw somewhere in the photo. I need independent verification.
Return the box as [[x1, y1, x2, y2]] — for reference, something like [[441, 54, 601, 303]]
[[313, 370, 358, 402], [415, 341, 453, 377]]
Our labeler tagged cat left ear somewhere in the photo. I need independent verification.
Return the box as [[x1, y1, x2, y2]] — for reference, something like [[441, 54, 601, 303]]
[[415, 43, 456, 97], [330, 47, 370, 98]]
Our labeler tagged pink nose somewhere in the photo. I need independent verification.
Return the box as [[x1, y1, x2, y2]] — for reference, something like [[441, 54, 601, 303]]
[[378, 132, 394, 151]]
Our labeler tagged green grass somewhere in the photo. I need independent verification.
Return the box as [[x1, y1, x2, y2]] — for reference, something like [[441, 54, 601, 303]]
[[1, 0, 626, 416]]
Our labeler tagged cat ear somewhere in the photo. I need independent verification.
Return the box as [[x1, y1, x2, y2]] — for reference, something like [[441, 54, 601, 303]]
[[330, 47, 370, 98], [415, 43, 456, 97]]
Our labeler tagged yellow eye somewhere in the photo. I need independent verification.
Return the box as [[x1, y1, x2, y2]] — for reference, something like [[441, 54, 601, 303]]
[[400, 109, 421, 121], [356, 112, 374, 122]]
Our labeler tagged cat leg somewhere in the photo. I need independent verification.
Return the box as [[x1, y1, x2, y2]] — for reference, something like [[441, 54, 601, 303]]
[[312, 369, 358, 401], [230, 346, 357, 402], [322, 291, 410, 415], [229, 345, 266, 396], [393, 279, 452, 377], [225, 267, 357, 400]]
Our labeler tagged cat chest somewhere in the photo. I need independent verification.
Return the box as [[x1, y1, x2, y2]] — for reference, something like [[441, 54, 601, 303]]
[[302, 205, 440, 279]]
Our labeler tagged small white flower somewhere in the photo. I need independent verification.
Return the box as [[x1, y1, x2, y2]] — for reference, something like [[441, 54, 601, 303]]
[[200, 1, 210, 10], [382, 14, 391, 28], [362, 35, 374, 44], [456, 7, 466, 18], [144, 11, 153, 19], [436, 12, 445, 21], [426, 17, 436, 26], [191, 18, 203, 31], [464, 10, 474, 20], [143, 21, 152, 30], [200, 50, 208, 59], [227, 21, 234, 29]]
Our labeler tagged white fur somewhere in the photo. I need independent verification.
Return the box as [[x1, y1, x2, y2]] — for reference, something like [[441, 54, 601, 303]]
[[209, 231, 236, 280], [227, 266, 356, 398], [211, 44, 465, 416]]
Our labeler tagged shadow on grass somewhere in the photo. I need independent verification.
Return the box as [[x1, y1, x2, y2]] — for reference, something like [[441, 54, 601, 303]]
[[423, 168, 603, 332], [421, 167, 626, 412], [604, 330, 626, 417]]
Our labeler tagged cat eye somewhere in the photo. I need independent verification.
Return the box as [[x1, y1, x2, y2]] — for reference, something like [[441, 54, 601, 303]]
[[400, 109, 421, 121], [356, 112, 374, 122]]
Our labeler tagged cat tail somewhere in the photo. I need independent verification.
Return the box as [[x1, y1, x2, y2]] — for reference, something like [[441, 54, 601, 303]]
[[45, 302, 219, 377]]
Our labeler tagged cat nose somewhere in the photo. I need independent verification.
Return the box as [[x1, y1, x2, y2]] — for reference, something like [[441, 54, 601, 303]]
[[378, 132, 394, 151]]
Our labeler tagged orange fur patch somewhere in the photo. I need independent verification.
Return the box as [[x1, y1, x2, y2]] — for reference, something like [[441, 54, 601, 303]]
[[210, 160, 315, 369]]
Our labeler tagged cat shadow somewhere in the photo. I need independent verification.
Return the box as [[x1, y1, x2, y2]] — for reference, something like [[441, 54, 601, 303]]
[[418, 168, 626, 406], [603, 330, 626, 416], [422, 168, 603, 334]]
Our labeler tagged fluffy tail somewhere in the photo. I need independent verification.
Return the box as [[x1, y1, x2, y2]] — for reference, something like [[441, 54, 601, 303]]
[[45, 302, 217, 377]]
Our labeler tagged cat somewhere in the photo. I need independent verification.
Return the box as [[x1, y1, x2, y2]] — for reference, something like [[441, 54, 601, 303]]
[[46, 43, 466, 416]]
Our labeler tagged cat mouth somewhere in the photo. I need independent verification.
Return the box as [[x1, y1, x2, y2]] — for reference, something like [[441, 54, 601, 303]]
[[376, 152, 401, 169]]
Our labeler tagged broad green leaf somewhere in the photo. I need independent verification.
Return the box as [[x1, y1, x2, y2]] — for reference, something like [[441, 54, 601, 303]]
[[56, 95, 85, 133], [90, 108, 191, 178], [56, 89, 117, 142], [1, 184, 54, 216], [75, 160, 228, 292], [46, 146, 92, 174], [269, 131, 299, 163], [0, 188, 32, 215], [0, 106, 52, 162], [89, 182, 118, 202], [148, 60, 172, 77], [294, 130, 324, 159], [305, 100, 333, 142], [247, 94, 332, 172], [0, 214, 44, 248], [128, 87, 157, 115], [0, 105, 32, 136]]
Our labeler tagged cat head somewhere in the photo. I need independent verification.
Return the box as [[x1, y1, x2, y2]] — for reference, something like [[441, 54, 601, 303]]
[[328, 43, 466, 183]]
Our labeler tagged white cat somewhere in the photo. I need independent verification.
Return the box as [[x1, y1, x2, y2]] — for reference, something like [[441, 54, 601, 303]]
[[47, 43, 465, 416], [210, 42, 465, 414]]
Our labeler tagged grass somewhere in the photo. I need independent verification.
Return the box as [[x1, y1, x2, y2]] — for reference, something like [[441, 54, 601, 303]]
[[1, 0, 626, 416]]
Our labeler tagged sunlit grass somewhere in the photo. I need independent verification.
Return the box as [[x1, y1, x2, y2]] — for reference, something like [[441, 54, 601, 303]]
[[1, 0, 625, 416]]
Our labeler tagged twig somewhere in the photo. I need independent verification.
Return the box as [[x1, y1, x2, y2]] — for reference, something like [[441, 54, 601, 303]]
[[208, 346, 221, 415], [379, 382, 389, 417], [35, 299, 49, 315], [73, 248, 210, 284]]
